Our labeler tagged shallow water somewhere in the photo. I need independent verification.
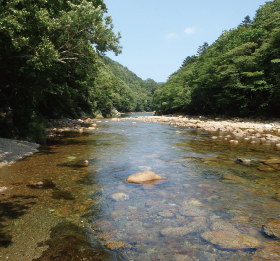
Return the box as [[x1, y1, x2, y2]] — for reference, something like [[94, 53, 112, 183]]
[[1, 115, 280, 260]]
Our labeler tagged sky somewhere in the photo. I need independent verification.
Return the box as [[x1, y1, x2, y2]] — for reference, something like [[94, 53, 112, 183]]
[[104, 0, 268, 83]]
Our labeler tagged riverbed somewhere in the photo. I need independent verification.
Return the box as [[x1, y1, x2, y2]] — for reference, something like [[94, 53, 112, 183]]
[[1, 113, 280, 260]]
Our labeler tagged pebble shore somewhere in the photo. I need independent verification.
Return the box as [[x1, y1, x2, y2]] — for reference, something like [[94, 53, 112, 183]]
[[124, 115, 280, 146], [0, 138, 40, 168]]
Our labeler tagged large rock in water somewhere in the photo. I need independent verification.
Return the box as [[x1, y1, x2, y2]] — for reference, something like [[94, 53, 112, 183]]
[[201, 221, 261, 249], [126, 171, 164, 183], [263, 220, 280, 238]]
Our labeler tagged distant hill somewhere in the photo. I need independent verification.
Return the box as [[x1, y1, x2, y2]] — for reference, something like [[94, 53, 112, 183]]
[[102, 56, 161, 112]]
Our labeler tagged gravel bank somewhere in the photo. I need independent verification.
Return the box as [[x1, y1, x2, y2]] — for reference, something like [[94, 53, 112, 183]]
[[0, 138, 40, 167], [124, 115, 280, 145]]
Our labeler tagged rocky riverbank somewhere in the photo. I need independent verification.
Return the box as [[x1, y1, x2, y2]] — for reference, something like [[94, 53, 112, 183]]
[[125, 115, 280, 146], [2, 114, 280, 168], [46, 117, 102, 138]]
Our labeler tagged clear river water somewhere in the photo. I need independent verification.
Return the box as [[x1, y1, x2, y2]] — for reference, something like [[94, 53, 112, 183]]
[[1, 113, 280, 260]]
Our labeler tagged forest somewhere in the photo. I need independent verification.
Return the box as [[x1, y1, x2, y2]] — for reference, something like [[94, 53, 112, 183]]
[[0, 0, 160, 138], [153, 0, 280, 117], [1, 0, 280, 139]]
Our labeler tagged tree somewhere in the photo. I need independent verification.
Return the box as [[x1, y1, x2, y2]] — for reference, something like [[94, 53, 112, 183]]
[[196, 42, 209, 56], [239, 15, 252, 28], [0, 0, 122, 137]]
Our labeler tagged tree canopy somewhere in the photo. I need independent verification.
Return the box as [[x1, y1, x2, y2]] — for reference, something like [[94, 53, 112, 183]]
[[0, 0, 159, 138]]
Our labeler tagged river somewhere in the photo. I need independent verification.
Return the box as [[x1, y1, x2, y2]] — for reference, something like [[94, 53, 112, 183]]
[[1, 113, 280, 260]]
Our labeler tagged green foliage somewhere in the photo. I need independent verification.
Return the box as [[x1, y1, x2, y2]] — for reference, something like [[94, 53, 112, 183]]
[[153, 0, 280, 117], [102, 56, 161, 112], [0, 0, 157, 139]]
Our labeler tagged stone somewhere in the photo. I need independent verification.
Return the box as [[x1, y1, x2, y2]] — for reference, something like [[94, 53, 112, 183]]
[[229, 140, 238, 144], [158, 209, 174, 218], [223, 174, 248, 184], [261, 159, 280, 164], [126, 171, 164, 183], [201, 221, 261, 249], [201, 230, 261, 249], [111, 192, 129, 201], [263, 220, 280, 238], [236, 158, 251, 164], [257, 165, 275, 172], [253, 247, 280, 261], [55, 207, 72, 216], [104, 241, 131, 250], [185, 198, 204, 207], [75, 160, 88, 167], [232, 216, 250, 223], [0, 186, 8, 193], [187, 217, 208, 231], [180, 207, 208, 217], [160, 226, 194, 237]]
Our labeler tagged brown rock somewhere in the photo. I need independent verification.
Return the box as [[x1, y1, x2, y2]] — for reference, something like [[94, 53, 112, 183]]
[[55, 207, 72, 216], [201, 230, 261, 249], [261, 159, 280, 164], [160, 226, 194, 237], [201, 221, 261, 249], [258, 165, 275, 172], [223, 174, 248, 184], [126, 171, 164, 183], [263, 220, 280, 238], [104, 241, 131, 250]]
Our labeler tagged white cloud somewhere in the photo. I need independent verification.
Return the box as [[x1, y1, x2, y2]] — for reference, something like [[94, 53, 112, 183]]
[[184, 27, 196, 35], [165, 33, 177, 39]]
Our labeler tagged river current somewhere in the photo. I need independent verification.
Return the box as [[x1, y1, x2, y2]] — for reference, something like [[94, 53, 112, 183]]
[[1, 113, 280, 260]]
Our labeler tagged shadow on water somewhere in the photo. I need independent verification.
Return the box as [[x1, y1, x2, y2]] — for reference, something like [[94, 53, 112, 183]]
[[0, 195, 38, 248], [33, 222, 125, 261]]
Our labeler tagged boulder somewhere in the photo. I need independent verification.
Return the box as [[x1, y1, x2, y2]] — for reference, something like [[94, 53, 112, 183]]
[[126, 171, 164, 183], [201, 230, 260, 249], [201, 221, 261, 249]]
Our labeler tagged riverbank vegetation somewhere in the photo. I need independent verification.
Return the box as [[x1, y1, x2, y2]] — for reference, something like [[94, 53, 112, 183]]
[[0, 0, 159, 139], [153, 0, 280, 117]]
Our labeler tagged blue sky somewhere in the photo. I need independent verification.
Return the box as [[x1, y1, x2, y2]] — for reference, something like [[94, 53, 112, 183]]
[[104, 0, 268, 83]]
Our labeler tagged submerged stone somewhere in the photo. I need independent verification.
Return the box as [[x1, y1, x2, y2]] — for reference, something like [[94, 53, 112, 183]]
[[261, 159, 280, 165], [160, 226, 194, 237], [257, 165, 275, 172], [104, 241, 131, 250], [223, 174, 248, 184], [111, 192, 129, 201], [201, 230, 261, 249], [201, 221, 261, 249], [158, 209, 174, 218], [126, 171, 164, 183], [263, 220, 280, 238], [55, 207, 73, 216]]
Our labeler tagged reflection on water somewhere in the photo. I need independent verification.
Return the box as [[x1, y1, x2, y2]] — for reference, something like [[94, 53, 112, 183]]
[[1, 114, 280, 260]]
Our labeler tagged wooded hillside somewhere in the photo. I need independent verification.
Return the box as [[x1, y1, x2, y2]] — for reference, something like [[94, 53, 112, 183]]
[[153, 0, 280, 117]]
